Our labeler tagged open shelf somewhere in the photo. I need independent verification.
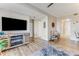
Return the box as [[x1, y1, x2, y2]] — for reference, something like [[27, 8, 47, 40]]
[[0, 33, 30, 51]]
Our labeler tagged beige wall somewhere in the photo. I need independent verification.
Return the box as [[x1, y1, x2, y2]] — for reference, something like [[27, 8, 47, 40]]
[[48, 16, 57, 39], [34, 20, 39, 38], [56, 17, 71, 39], [56, 17, 70, 38]]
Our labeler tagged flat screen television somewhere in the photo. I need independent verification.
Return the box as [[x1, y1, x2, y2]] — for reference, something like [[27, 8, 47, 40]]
[[2, 17, 27, 31]]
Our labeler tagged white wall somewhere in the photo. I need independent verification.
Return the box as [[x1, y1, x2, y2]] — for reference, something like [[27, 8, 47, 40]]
[[0, 9, 32, 36], [70, 18, 79, 41], [34, 20, 39, 37], [34, 16, 49, 41], [34, 16, 57, 41]]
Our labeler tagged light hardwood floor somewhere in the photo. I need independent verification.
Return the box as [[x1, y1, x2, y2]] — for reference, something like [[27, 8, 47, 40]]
[[1, 37, 79, 56], [1, 38, 48, 56], [49, 37, 79, 55]]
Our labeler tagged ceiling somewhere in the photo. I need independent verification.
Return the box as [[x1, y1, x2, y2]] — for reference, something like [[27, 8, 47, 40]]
[[0, 3, 46, 19], [29, 3, 79, 17], [0, 3, 79, 19]]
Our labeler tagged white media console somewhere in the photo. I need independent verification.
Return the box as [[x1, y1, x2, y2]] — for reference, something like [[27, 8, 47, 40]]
[[0, 33, 30, 51]]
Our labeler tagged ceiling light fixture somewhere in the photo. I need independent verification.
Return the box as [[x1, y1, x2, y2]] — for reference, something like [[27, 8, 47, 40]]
[[47, 3, 54, 8]]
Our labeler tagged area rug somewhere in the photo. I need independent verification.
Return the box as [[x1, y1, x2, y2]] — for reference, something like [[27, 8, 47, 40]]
[[32, 45, 71, 56]]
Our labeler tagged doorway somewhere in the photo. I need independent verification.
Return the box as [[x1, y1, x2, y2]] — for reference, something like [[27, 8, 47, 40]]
[[61, 19, 71, 39]]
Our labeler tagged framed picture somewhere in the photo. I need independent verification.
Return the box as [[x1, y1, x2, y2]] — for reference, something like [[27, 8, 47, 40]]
[[43, 22, 46, 28]]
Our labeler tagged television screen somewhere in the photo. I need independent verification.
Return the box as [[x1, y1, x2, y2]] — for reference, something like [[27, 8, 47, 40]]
[[2, 17, 27, 31]]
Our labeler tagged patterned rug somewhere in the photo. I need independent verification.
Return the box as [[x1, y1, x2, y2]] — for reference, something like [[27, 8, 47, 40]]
[[32, 45, 71, 56]]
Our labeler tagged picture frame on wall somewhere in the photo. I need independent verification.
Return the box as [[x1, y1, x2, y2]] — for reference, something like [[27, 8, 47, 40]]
[[43, 22, 46, 28]]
